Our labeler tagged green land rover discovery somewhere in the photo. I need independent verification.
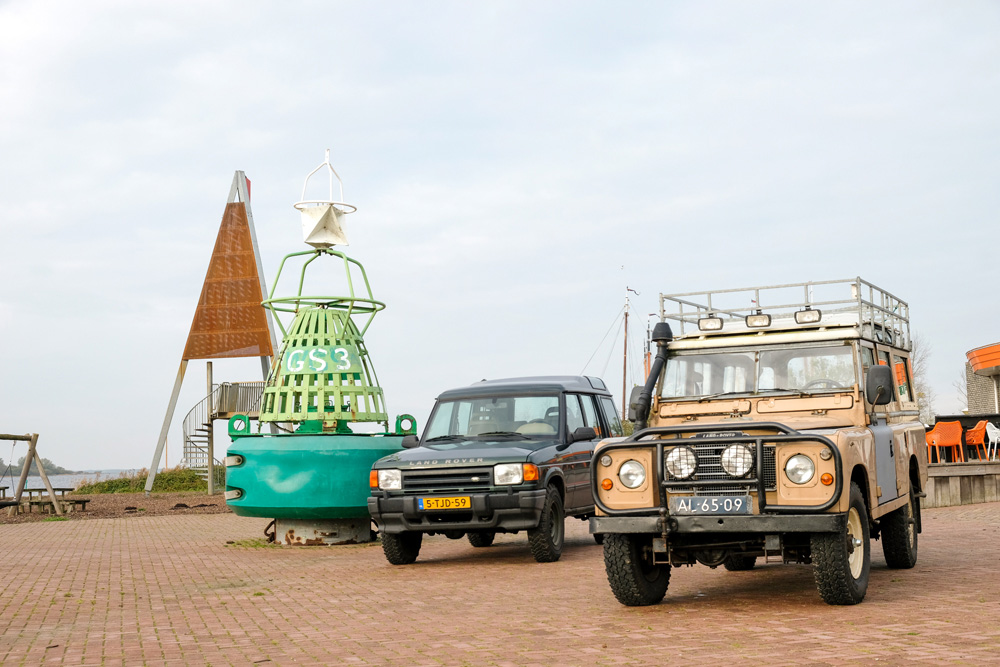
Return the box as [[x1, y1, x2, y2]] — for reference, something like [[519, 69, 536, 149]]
[[368, 376, 624, 564]]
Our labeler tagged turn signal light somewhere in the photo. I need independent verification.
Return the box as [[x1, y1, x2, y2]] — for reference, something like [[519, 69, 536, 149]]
[[369, 470, 379, 488], [523, 463, 540, 482], [601, 478, 613, 491], [821, 473, 834, 486]]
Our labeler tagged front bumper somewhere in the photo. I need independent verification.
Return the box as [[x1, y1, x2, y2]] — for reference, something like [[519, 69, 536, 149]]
[[369, 488, 547, 534], [590, 511, 846, 535]]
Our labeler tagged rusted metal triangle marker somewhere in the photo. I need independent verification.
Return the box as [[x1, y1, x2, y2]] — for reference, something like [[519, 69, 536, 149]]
[[145, 172, 278, 494]]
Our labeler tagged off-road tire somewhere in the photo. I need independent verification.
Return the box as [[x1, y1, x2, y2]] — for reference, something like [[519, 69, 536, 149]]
[[723, 554, 757, 571], [811, 482, 870, 605], [381, 531, 422, 565], [603, 533, 670, 606], [881, 487, 918, 569], [467, 531, 496, 548], [528, 487, 564, 563]]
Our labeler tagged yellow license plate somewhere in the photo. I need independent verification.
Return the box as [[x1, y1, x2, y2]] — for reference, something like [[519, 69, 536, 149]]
[[418, 496, 471, 511]]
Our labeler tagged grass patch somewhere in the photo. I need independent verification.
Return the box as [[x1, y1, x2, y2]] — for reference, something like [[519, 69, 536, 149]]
[[75, 467, 212, 493], [43, 516, 69, 522]]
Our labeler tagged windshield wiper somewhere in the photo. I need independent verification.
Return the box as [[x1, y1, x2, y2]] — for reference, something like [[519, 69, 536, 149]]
[[697, 391, 749, 402], [756, 388, 810, 397], [470, 431, 527, 439], [425, 435, 465, 442]]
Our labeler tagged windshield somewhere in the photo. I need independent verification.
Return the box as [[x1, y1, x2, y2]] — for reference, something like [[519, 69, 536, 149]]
[[423, 394, 561, 440], [660, 344, 857, 400]]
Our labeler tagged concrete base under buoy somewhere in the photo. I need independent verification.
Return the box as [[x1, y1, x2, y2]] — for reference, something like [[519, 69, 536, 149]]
[[276, 518, 375, 545]]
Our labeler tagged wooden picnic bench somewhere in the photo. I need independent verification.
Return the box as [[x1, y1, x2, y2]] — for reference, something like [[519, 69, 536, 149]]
[[24, 487, 75, 500], [20, 498, 89, 514]]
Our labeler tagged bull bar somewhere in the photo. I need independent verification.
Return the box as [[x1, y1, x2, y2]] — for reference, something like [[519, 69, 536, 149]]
[[591, 422, 843, 517]]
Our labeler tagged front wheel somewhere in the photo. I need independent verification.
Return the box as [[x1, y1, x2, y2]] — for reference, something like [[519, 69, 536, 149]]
[[811, 482, 870, 605], [881, 486, 918, 568], [381, 531, 422, 565], [528, 487, 565, 563], [603, 534, 670, 606]]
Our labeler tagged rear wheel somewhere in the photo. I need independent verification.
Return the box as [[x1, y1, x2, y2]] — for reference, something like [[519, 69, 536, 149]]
[[723, 554, 757, 571], [528, 487, 564, 563], [603, 534, 670, 606], [881, 486, 918, 568], [467, 531, 496, 548], [381, 531, 422, 565], [812, 482, 870, 605]]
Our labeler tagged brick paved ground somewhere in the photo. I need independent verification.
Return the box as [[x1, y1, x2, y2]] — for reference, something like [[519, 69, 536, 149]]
[[2, 502, 1000, 666]]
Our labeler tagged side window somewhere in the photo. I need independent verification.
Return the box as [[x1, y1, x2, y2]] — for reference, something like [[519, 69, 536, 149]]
[[599, 396, 625, 437], [860, 346, 875, 374], [565, 395, 586, 432], [860, 347, 875, 398], [893, 355, 912, 402], [579, 394, 600, 435]]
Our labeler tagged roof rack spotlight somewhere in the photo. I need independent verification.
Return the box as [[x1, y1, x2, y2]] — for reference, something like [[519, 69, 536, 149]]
[[698, 316, 723, 332], [745, 311, 771, 328], [794, 307, 822, 324]]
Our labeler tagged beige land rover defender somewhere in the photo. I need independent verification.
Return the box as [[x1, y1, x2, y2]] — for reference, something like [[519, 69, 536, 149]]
[[590, 279, 927, 606]]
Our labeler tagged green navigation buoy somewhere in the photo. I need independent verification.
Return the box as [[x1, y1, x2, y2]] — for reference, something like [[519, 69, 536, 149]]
[[224, 150, 415, 545]]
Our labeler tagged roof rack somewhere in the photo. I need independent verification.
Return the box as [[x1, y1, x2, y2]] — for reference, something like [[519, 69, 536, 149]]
[[659, 278, 910, 350]]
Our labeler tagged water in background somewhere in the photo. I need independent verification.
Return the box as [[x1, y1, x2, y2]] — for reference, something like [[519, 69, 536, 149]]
[[0, 470, 136, 493]]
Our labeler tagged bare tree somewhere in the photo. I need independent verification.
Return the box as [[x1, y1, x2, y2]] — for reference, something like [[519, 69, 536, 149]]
[[952, 367, 969, 412], [910, 334, 936, 423]]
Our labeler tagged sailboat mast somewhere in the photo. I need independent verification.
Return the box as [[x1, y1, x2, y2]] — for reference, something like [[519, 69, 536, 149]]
[[622, 291, 629, 420]]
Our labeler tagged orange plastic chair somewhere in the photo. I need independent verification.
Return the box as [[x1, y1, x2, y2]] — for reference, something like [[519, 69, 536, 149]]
[[964, 420, 989, 461], [926, 421, 964, 463]]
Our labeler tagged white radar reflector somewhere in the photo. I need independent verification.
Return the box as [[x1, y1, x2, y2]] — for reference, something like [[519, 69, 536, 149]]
[[294, 148, 357, 248], [300, 203, 350, 248]]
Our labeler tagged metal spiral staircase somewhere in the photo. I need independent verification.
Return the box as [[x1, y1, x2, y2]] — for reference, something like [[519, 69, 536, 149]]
[[182, 382, 265, 481]]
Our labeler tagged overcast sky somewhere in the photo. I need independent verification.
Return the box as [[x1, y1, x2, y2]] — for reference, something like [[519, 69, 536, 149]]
[[2, 2, 998, 471]]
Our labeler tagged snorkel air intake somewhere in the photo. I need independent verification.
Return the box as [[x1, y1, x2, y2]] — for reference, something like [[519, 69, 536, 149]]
[[634, 322, 673, 431]]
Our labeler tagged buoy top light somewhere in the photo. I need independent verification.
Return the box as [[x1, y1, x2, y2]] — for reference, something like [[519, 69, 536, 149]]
[[294, 149, 357, 248]]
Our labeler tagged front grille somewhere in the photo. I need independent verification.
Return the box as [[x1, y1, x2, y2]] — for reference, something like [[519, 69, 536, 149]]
[[666, 442, 776, 496], [401, 467, 493, 494]]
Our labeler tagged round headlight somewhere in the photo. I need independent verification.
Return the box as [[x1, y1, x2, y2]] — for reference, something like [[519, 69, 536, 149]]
[[784, 454, 816, 485], [600, 454, 612, 467], [720, 444, 754, 477], [618, 460, 646, 489], [665, 446, 697, 480]]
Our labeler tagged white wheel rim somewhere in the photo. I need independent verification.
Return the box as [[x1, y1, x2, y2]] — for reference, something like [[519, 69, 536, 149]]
[[847, 506, 864, 578]]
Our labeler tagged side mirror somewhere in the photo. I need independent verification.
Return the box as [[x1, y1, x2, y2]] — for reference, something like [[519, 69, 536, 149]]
[[570, 426, 597, 443], [865, 365, 894, 406], [401, 434, 420, 449], [627, 386, 644, 422]]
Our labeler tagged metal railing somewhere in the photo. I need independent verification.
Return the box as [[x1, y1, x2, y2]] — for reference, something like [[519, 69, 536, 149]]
[[660, 277, 911, 350], [182, 382, 265, 478]]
